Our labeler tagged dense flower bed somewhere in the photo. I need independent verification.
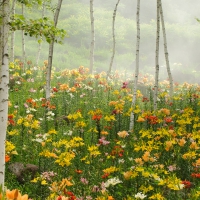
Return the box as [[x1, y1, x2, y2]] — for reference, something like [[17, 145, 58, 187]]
[[3, 61, 200, 199]]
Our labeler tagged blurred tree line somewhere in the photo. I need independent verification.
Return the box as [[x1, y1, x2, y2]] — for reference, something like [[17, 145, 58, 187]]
[[13, 0, 200, 82]]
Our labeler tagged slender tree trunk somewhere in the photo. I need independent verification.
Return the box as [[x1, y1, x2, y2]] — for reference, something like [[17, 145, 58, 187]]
[[107, 0, 120, 80], [154, 0, 160, 111], [36, 1, 46, 66], [21, 3, 26, 65], [89, 0, 95, 74], [129, 0, 140, 131], [46, 0, 63, 100], [10, 0, 16, 62], [159, 0, 173, 97], [0, 0, 10, 187]]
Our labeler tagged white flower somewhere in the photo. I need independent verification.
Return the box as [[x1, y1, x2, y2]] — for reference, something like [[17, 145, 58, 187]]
[[104, 177, 122, 188], [135, 192, 147, 199], [46, 111, 55, 116]]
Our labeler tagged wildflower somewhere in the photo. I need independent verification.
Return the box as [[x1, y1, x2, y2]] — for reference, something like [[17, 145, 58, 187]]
[[182, 180, 192, 188], [149, 193, 165, 200], [135, 192, 147, 199], [117, 130, 129, 138], [5, 155, 10, 162], [80, 177, 89, 184], [137, 117, 145, 122], [104, 177, 122, 188], [98, 137, 110, 146], [123, 171, 133, 180], [191, 173, 200, 178]]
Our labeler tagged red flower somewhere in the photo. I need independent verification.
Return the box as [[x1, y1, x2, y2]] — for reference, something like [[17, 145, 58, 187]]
[[102, 173, 110, 179], [182, 180, 192, 188], [92, 115, 102, 121], [191, 173, 200, 178], [164, 117, 173, 123]]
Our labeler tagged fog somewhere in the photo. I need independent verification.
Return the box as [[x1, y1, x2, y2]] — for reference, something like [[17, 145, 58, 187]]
[[88, 0, 200, 84], [18, 0, 200, 84]]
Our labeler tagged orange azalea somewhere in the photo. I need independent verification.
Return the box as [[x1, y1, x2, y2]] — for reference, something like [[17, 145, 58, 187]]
[[137, 116, 145, 122], [178, 138, 186, 147], [5, 154, 10, 163], [6, 189, 18, 199], [117, 130, 129, 138]]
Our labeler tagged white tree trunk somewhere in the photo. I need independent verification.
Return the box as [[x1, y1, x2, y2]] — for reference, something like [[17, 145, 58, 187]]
[[129, 0, 140, 131], [36, 1, 46, 66], [0, 0, 10, 186], [159, 0, 173, 97], [21, 3, 26, 65], [107, 0, 120, 80], [10, 0, 16, 62], [154, 0, 160, 111], [46, 0, 63, 100], [89, 0, 95, 74]]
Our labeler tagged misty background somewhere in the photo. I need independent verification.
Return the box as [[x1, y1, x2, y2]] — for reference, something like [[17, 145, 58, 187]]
[[13, 0, 200, 83]]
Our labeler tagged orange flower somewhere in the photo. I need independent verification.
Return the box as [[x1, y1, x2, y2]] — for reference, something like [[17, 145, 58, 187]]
[[178, 138, 186, 146], [108, 196, 115, 200], [6, 189, 19, 199], [5, 154, 10, 163], [137, 117, 145, 122], [75, 169, 83, 174], [123, 171, 133, 180], [117, 131, 129, 138], [165, 141, 173, 151], [142, 151, 150, 162]]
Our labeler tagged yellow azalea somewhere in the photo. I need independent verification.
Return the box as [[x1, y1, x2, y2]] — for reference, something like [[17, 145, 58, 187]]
[[48, 129, 57, 135], [8, 129, 19, 136], [41, 180, 48, 185], [88, 145, 101, 157], [30, 120, 40, 129], [75, 121, 86, 128], [182, 151, 197, 159], [103, 166, 118, 174], [104, 115, 116, 121], [149, 193, 165, 200], [55, 151, 75, 166], [17, 118, 23, 125], [133, 105, 141, 114], [39, 150, 58, 158]]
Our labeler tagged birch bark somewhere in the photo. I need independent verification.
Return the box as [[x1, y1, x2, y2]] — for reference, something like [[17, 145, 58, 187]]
[[0, 0, 10, 187], [89, 0, 95, 74], [46, 0, 63, 100], [10, 0, 16, 62], [21, 3, 26, 65], [129, 0, 140, 131], [154, 0, 160, 111], [159, 0, 173, 97], [107, 0, 120, 80], [36, 1, 46, 67]]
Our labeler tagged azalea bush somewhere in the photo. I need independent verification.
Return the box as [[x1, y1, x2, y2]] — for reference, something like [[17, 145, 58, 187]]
[[4, 60, 200, 199]]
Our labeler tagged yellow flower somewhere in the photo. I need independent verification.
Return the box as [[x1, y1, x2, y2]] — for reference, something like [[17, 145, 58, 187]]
[[123, 171, 133, 180], [103, 166, 118, 174], [149, 193, 165, 200]]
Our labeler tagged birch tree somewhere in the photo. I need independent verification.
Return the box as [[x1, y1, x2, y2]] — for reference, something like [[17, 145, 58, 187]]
[[0, 0, 10, 187], [129, 0, 140, 131], [10, 0, 16, 62], [21, 3, 26, 65], [36, 1, 46, 67], [89, 0, 95, 74], [107, 0, 120, 80], [45, 0, 63, 100], [154, 0, 160, 111], [159, 0, 173, 97]]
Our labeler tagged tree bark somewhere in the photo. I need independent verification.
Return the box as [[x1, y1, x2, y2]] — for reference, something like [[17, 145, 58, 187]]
[[10, 0, 16, 62], [46, 0, 63, 100], [21, 3, 26, 65], [36, 1, 46, 67], [89, 0, 95, 74], [0, 0, 10, 187], [159, 0, 173, 97], [154, 0, 160, 111], [129, 0, 140, 131], [107, 0, 120, 80]]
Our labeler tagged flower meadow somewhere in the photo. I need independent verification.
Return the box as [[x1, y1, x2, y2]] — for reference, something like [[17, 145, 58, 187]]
[[3, 60, 200, 200]]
